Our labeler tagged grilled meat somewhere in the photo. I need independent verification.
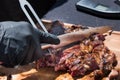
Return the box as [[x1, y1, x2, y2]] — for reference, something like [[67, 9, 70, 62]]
[[36, 33, 117, 78], [55, 33, 117, 77], [36, 20, 116, 78]]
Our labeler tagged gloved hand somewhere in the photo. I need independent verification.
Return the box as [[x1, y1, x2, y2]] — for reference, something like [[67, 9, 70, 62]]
[[0, 21, 60, 67]]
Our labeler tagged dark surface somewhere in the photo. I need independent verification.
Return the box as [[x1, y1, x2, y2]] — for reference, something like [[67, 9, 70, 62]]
[[43, 0, 120, 31]]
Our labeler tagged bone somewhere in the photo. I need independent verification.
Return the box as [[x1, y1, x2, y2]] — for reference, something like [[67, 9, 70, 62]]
[[42, 26, 111, 49]]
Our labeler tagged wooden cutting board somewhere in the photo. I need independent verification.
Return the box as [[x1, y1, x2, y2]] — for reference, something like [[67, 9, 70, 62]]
[[104, 31, 120, 71], [0, 20, 120, 80]]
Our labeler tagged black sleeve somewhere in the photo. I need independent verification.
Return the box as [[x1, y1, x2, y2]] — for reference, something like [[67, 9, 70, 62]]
[[0, 0, 26, 21], [0, 0, 56, 21]]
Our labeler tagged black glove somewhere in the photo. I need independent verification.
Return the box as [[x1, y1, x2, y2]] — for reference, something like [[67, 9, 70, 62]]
[[0, 21, 60, 67]]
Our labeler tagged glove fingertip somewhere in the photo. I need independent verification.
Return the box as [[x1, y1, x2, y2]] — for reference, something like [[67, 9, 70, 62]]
[[53, 36, 60, 44]]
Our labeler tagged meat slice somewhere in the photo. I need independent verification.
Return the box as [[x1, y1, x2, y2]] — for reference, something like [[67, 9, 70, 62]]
[[55, 73, 74, 80], [77, 70, 104, 80], [49, 20, 89, 35]]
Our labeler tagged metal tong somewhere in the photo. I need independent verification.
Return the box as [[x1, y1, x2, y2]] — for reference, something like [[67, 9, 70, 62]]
[[19, 0, 53, 55]]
